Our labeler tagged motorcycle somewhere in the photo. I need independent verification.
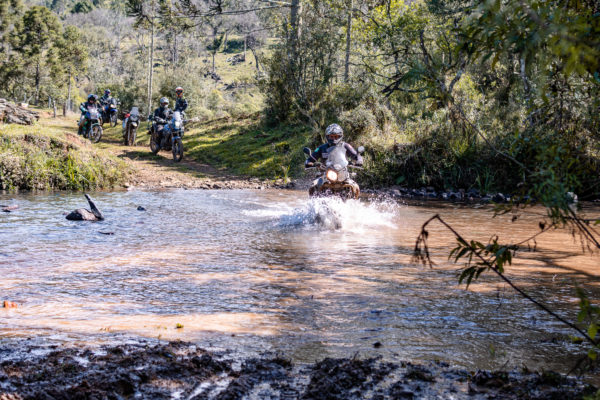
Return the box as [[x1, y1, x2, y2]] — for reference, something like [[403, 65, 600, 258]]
[[303, 145, 364, 200], [80, 107, 103, 143], [149, 111, 185, 162], [122, 107, 140, 146], [101, 100, 119, 127]]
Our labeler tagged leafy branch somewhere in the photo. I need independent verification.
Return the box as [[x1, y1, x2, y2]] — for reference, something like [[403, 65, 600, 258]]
[[413, 214, 599, 351]]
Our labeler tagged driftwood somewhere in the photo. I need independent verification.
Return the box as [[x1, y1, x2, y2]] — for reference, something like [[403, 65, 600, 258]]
[[66, 194, 104, 221], [0, 99, 39, 125]]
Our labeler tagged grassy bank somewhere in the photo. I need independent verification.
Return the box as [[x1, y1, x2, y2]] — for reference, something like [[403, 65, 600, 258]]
[[183, 115, 313, 180], [0, 117, 130, 191], [92, 113, 314, 182]]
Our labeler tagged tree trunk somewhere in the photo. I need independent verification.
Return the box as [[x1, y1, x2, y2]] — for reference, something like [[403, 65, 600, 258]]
[[290, 0, 302, 57], [243, 35, 247, 60], [35, 61, 41, 105], [147, 1, 155, 116], [344, 0, 353, 82], [174, 32, 178, 67], [250, 47, 260, 73], [212, 52, 216, 74], [67, 71, 72, 112], [52, 98, 57, 118]]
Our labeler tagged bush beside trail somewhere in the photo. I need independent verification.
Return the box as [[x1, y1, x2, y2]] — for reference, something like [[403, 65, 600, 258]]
[[0, 119, 129, 191]]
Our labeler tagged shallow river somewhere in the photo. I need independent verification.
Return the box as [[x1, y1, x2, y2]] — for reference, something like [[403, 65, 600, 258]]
[[1, 189, 599, 375]]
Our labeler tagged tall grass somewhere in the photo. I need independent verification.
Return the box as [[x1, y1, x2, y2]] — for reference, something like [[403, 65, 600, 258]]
[[0, 122, 129, 191]]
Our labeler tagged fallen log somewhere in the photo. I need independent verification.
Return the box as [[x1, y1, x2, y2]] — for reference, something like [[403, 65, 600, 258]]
[[0, 98, 39, 125]]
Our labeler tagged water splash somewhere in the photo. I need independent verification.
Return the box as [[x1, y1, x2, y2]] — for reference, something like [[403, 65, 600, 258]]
[[277, 197, 400, 231]]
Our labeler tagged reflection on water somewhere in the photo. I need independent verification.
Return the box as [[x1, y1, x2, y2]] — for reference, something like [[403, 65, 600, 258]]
[[0, 189, 599, 376]]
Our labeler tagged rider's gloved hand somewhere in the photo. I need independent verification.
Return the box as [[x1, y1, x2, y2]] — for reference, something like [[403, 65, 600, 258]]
[[305, 162, 314, 168]]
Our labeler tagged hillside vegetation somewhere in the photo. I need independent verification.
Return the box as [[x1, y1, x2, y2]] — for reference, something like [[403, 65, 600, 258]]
[[0, 0, 598, 200]]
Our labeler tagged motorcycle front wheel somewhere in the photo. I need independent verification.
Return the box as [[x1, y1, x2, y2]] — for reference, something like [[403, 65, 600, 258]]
[[90, 124, 103, 143], [126, 127, 137, 146], [150, 132, 160, 155], [172, 137, 183, 162], [110, 113, 117, 127]]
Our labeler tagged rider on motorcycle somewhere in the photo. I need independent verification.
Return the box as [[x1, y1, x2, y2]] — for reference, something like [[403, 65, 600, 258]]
[[305, 124, 363, 168], [152, 97, 172, 140], [174, 87, 188, 114], [99, 89, 114, 107], [78, 94, 98, 135]]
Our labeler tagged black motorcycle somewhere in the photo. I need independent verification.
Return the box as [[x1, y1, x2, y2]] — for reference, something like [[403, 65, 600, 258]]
[[149, 111, 184, 162], [123, 107, 140, 146], [100, 100, 119, 127]]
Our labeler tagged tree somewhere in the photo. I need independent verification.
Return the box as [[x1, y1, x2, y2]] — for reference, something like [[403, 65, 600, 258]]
[[14, 6, 62, 104], [55, 25, 88, 111]]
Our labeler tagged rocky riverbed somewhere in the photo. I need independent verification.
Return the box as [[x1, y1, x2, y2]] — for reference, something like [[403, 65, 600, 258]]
[[0, 341, 596, 400]]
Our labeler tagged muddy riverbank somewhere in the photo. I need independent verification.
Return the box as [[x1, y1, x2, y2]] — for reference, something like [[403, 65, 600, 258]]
[[0, 340, 596, 400]]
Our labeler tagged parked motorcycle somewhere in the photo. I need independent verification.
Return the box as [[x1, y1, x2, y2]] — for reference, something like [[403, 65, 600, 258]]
[[303, 145, 364, 199], [80, 107, 103, 143], [123, 107, 140, 146], [101, 100, 119, 127], [149, 111, 185, 162]]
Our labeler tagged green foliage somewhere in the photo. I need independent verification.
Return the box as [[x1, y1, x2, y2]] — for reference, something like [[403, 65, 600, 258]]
[[0, 121, 129, 190], [449, 236, 515, 287], [71, 0, 94, 14]]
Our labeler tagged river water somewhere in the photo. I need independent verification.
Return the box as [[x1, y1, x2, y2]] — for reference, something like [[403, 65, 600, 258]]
[[1, 189, 599, 375]]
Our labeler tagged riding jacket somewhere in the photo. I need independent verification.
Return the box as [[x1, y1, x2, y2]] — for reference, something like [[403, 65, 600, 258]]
[[305, 142, 363, 168]]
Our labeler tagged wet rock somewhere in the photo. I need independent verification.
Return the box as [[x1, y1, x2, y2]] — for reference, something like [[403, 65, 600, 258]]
[[373, 341, 382, 348], [388, 382, 415, 399], [66, 194, 104, 221], [1, 205, 18, 212], [492, 193, 507, 203], [66, 208, 99, 221], [137, 206, 146, 211], [472, 370, 508, 387], [405, 364, 435, 382]]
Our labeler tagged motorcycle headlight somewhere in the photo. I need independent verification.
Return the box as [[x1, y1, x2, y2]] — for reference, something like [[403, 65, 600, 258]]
[[132, 122, 138, 127], [326, 169, 338, 182], [174, 121, 181, 128]]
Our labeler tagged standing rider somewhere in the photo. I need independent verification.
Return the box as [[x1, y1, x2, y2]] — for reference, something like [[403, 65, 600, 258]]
[[78, 94, 99, 135], [305, 124, 363, 196], [174, 86, 188, 114], [305, 124, 363, 168], [152, 97, 172, 141]]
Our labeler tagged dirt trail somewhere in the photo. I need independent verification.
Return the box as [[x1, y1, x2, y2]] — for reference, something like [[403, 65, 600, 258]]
[[108, 142, 271, 190], [51, 115, 276, 190]]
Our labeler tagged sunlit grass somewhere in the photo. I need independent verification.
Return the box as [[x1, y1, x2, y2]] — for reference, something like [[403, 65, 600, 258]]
[[183, 116, 313, 179], [0, 115, 130, 191]]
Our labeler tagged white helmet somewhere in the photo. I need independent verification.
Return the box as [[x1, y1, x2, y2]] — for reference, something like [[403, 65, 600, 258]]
[[325, 123, 343, 145]]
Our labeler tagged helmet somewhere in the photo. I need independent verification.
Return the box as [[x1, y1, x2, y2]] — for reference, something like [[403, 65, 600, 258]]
[[104, 89, 111, 95], [87, 94, 96, 103], [159, 97, 169, 107], [325, 123, 343, 145], [175, 86, 183, 95]]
